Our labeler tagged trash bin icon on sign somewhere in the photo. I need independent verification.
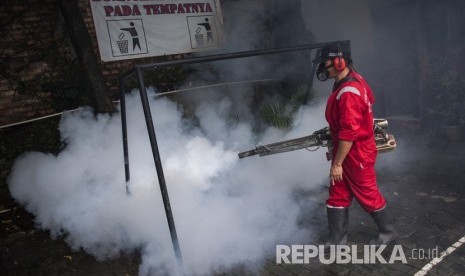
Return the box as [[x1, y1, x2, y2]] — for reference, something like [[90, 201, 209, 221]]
[[117, 32, 129, 54], [195, 27, 204, 47]]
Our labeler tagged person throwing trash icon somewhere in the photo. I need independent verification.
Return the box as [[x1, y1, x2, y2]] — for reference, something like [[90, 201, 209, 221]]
[[120, 22, 141, 51], [197, 18, 213, 44]]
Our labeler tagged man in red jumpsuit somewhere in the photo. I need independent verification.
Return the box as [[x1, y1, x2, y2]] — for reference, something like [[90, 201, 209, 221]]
[[315, 43, 396, 246]]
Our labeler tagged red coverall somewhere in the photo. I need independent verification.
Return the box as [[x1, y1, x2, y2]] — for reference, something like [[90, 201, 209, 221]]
[[325, 70, 386, 213]]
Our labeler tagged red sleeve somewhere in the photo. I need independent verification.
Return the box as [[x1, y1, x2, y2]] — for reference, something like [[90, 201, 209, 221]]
[[337, 88, 363, 141]]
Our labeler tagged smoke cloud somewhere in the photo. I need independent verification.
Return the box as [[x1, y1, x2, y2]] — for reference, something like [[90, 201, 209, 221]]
[[8, 88, 330, 275], [6, 1, 347, 274]]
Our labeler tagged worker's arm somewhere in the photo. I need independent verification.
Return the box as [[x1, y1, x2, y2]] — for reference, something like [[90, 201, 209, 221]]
[[330, 140, 353, 185]]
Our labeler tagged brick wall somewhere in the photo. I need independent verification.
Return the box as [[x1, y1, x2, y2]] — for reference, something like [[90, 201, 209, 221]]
[[0, 0, 58, 126], [0, 0, 177, 127]]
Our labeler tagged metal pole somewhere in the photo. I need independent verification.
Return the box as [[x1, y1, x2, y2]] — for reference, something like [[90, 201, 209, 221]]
[[119, 77, 130, 194], [117, 40, 352, 272], [137, 40, 351, 71], [303, 49, 321, 105], [135, 67, 183, 269]]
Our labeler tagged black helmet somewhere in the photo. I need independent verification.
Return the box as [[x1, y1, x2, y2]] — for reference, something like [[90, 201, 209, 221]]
[[315, 41, 352, 81], [315, 42, 351, 63]]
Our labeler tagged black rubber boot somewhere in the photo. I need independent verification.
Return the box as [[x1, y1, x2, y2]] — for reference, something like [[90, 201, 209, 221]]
[[370, 206, 397, 245], [325, 207, 348, 247]]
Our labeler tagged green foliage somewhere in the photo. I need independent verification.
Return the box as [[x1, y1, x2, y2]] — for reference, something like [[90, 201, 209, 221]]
[[260, 102, 293, 129], [259, 84, 310, 130], [289, 85, 312, 112], [226, 112, 240, 127]]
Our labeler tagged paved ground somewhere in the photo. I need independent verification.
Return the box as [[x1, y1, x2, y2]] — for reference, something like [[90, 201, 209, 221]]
[[232, 126, 465, 276], [1, 126, 465, 275], [235, 126, 465, 276], [260, 137, 465, 276]]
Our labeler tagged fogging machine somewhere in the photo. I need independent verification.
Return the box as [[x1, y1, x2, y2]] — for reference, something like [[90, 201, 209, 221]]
[[238, 119, 396, 160]]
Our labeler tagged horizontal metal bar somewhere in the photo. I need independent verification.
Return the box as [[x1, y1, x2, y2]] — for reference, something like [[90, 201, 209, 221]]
[[135, 40, 350, 71]]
